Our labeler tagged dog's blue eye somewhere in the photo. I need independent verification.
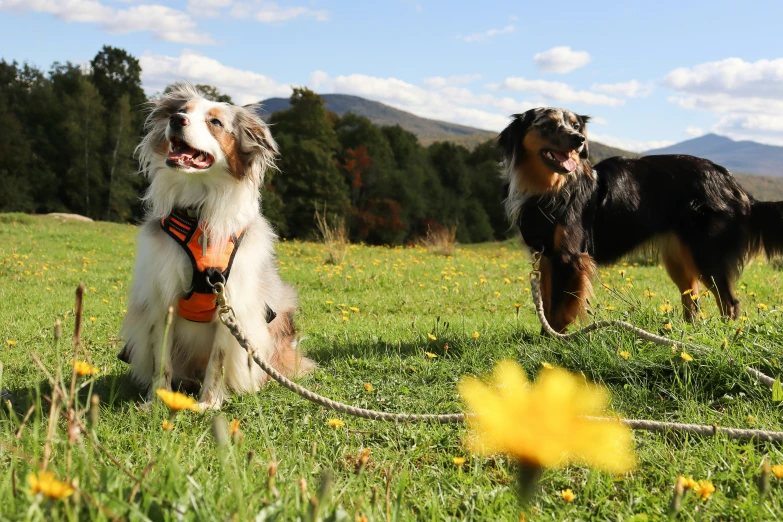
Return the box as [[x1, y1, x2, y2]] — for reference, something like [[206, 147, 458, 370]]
[[210, 118, 223, 128]]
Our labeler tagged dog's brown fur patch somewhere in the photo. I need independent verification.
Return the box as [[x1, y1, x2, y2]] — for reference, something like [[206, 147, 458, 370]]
[[516, 129, 567, 194], [548, 254, 594, 332], [660, 234, 701, 321], [267, 310, 315, 378], [206, 107, 244, 180]]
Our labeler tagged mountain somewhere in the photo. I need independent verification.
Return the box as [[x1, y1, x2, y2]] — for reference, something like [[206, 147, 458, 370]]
[[257, 94, 635, 160], [644, 134, 783, 177]]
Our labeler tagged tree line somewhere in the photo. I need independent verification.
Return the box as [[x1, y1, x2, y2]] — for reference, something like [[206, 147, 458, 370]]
[[0, 47, 510, 244]]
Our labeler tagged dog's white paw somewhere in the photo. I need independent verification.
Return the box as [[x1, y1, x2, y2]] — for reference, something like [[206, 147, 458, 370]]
[[197, 397, 224, 411]]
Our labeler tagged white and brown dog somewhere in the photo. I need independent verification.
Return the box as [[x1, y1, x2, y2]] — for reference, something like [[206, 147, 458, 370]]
[[120, 82, 313, 410]]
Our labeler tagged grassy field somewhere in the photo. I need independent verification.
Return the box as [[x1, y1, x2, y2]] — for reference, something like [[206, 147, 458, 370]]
[[2, 212, 783, 521]]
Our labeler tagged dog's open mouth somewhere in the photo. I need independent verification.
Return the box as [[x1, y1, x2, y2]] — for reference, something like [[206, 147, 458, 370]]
[[167, 137, 215, 170], [541, 148, 578, 174]]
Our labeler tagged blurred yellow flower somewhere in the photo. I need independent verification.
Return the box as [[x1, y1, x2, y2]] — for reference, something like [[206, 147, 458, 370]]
[[619, 351, 630, 360], [514, 303, 521, 310], [363, 382, 373, 392], [680, 351, 693, 363], [350, 307, 360, 313], [772, 464, 783, 479], [694, 480, 715, 501], [664, 323, 673, 331], [28, 470, 74, 500], [458, 361, 635, 473], [156, 389, 200, 412], [7, 340, 16, 347], [427, 333, 437, 341], [230, 419, 240, 435], [473, 331, 480, 339], [162, 419, 174, 431], [660, 304, 673, 313], [758, 303, 768, 311], [425, 352, 438, 359], [70, 361, 99, 376], [560, 488, 575, 502], [453, 457, 466, 467], [89, 317, 97, 323], [327, 418, 344, 428], [541, 362, 554, 370]]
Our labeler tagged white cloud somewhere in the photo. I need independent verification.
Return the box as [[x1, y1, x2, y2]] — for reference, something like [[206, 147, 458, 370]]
[[588, 132, 674, 153], [533, 46, 591, 74], [422, 74, 481, 89], [0, 0, 213, 44], [685, 126, 705, 137], [186, 0, 233, 17], [664, 57, 783, 145], [229, 1, 328, 22], [460, 24, 514, 43], [591, 80, 653, 98], [140, 50, 292, 104], [491, 77, 625, 107], [590, 116, 608, 125], [314, 72, 534, 131]]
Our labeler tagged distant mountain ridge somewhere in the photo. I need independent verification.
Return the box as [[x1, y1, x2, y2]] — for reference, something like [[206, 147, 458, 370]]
[[645, 134, 783, 177], [258, 94, 634, 161]]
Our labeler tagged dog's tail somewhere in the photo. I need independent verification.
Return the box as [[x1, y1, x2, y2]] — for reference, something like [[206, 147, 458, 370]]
[[750, 200, 783, 259], [267, 308, 315, 378]]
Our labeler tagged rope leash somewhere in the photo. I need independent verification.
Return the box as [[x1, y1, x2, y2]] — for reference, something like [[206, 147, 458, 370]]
[[527, 250, 776, 389], [212, 274, 783, 441]]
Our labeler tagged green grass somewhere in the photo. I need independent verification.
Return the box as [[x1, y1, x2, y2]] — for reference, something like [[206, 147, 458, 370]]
[[2, 212, 783, 520]]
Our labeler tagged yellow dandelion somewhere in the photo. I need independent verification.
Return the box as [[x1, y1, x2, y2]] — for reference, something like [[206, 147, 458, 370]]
[[682, 289, 693, 295], [660, 304, 673, 313], [680, 351, 693, 363], [758, 303, 769, 311], [541, 362, 554, 370], [514, 303, 521, 310], [694, 480, 715, 501], [504, 278, 511, 284], [459, 361, 635, 473], [156, 389, 200, 413], [493, 291, 501, 297], [428, 333, 437, 341], [560, 488, 576, 502], [605, 305, 616, 311], [229, 419, 240, 435], [326, 300, 334, 305], [69, 361, 99, 376], [425, 352, 438, 359], [453, 457, 466, 467], [350, 307, 360, 313], [89, 317, 97, 323], [363, 382, 373, 392], [677, 475, 698, 489], [619, 351, 630, 360], [28, 471, 74, 500], [162, 419, 174, 431], [342, 316, 349, 322], [664, 323, 673, 331], [473, 331, 480, 339], [772, 464, 783, 479], [7, 340, 16, 347], [327, 418, 345, 429]]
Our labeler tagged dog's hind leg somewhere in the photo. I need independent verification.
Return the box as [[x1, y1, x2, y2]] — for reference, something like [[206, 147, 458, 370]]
[[706, 273, 741, 320], [660, 236, 700, 321]]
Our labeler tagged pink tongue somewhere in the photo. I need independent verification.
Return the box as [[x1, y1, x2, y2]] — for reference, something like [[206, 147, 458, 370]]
[[551, 151, 577, 172]]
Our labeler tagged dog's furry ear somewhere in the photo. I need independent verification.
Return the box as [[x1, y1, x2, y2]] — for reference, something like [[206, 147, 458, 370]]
[[498, 112, 534, 163], [236, 105, 278, 183], [577, 114, 590, 160]]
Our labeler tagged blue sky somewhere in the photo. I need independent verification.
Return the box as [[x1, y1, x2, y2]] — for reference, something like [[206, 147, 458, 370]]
[[1, 0, 782, 150]]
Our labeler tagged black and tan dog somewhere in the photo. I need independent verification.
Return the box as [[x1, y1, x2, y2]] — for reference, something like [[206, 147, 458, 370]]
[[499, 107, 783, 332]]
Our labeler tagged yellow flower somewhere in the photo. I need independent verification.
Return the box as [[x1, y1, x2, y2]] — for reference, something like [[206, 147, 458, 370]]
[[342, 316, 349, 322], [605, 305, 616, 311], [229, 419, 240, 435], [772, 464, 783, 479], [327, 418, 344, 429], [89, 317, 97, 323], [162, 419, 174, 431], [350, 307, 360, 313], [694, 480, 715, 501], [453, 457, 466, 467], [425, 352, 438, 359], [156, 389, 200, 412], [325, 300, 334, 305], [70, 361, 99, 376], [473, 331, 480, 339], [28, 470, 74, 500], [428, 333, 437, 341], [758, 303, 769, 311], [541, 362, 554, 370], [660, 304, 673, 313], [664, 323, 673, 331], [619, 351, 630, 360], [7, 340, 16, 347], [560, 488, 576, 502], [680, 351, 693, 363], [504, 278, 511, 284], [677, 475, 698, 489], [458, 361, 635, 473], [363, 382, 373, 392], [514, 303, 521, 310]]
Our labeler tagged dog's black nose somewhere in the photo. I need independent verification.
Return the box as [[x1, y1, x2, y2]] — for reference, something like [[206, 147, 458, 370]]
[[569, 133, 586, 147], [170, 113, 190, 129]]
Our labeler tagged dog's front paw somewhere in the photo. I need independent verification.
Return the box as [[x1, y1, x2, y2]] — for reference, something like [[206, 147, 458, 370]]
[[197, 396, 224, 411]]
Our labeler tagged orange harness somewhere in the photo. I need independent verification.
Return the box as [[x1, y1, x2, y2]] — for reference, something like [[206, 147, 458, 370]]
[[160, 209, 245, 322]]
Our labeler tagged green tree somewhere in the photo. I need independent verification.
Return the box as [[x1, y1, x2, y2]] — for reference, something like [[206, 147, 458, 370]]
[[269, 88, 349, 238], [196, 84, 233, 103]]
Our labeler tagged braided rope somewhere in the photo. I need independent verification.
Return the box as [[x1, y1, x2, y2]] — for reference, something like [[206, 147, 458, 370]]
[[216, 277, 783, 441], [527, 255, 776, 389]]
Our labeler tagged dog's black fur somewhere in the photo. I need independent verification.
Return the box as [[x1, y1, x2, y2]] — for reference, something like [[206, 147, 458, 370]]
[[499, 107, 783, 332]]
